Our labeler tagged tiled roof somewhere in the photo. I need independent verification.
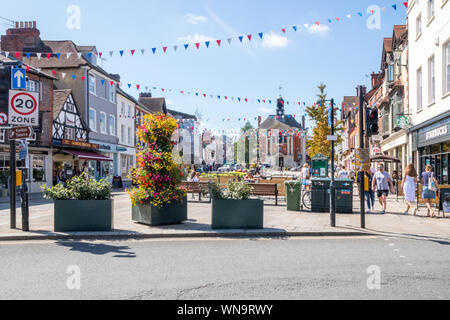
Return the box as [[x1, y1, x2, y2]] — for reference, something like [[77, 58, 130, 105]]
[[53, 89, 71, 120], [259, 115, 302, 130], [138, 97, 167, 114], [26, 40, 84, 68]]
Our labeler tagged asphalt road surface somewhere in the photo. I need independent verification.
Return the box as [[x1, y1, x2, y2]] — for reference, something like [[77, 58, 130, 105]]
[[0, 236, 449, 300]]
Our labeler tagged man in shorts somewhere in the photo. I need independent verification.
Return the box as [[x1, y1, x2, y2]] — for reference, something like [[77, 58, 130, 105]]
[[371, 163, 395, 214]]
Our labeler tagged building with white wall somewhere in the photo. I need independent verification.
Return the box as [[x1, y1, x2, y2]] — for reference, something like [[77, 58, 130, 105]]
[[407, 0, 450, 184]]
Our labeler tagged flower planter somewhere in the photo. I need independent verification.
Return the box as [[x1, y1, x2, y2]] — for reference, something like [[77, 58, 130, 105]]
[[54, 199, 114, 232], [132, 197, 188, 226], [212, 199, 264, 230]]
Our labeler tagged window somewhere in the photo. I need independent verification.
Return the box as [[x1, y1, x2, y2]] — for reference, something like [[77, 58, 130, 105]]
[[446, 42, 450, 94], [128, 127, 132, 145], [121, 124, 125, 143], [65, 127, 75, 141], [388, 64, 394, 82], [109, 115, 115, 136], [417, 68, 423, 111], [89, 74, 96, 94], [26, 79, 39, 92], [428, 0, 435, 21], [109, 85, 116, 103], [128, 105, 131, 117], [429, 56, 435, 104], [416, 15, 422, 38], [89, 108, 97, 132], [100, 112, 107, 134], [121, 102, 125, 115], [32, 156, 45, 182]]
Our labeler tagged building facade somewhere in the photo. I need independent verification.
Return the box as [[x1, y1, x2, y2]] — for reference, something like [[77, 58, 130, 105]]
[[407, 0, 450, 184]]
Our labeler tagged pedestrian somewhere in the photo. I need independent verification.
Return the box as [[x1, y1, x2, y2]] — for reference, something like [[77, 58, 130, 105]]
[[56, 170, 66, 186], [338, 165, 350, 179], [301, 164, 311, 190], [364, 170, 375, 213], [421, 165, 440, 218], [401, 164, 418, 215], [392, 170, 399, 195], [372, 163, 395, 214]]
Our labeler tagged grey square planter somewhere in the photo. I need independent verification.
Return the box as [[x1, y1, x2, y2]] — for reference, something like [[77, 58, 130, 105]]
[[132, 197, 188, 226], [54, 199, 114, 232], [212, 199, 264, 230]]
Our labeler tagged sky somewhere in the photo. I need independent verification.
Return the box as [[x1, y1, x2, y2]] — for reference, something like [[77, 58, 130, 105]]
[[0, 0, 408, 132]]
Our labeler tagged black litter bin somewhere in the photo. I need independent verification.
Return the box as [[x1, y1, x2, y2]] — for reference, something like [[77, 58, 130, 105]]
[[311, 178, 331, 212], [335, 179, 354, 213]]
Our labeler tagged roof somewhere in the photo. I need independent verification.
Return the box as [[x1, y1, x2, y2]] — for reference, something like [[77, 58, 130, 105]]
[[168, 109, 197, 120], [0, 54, 56, 79], [53, 89, 71, 120], [381, 37, 393, 69], [393, 25, 407, 42], [138, 96, 167, 113], [259, 115, 302, 130]]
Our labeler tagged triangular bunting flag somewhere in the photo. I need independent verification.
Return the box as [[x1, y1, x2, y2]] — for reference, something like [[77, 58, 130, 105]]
[[109, 51, 114, 57], [56, 53, 61, 60], [216, 40, 221, 46], [238, 36, 244, 43], [247, 35, 252, 41], [46, 53, 51, 59], [131, 50, 135, 56], [403, 2, 408, 8], [61, 72, 66, 79], [26, 53, 31, 59], [258, 32, 264, 39], [195, 43, 200, 49], [152, 48, 156, 54], [99, 52, 103, 58], [128, 84, 131, 88], [72, 75, 76, 80], [292, 26, 297, 32], [173, 45, 178, 51], [141, 49, 145, 55], [136, 85, 140, 90], [77, 53, 82, 59], [15, 52, 20, 59], [282, 28, 286, 33], [163, 47, 167, 53], [392, 4, 397, 10], [227, 38, 232, 44], [119, 50, 124, 57], [205, 41, 210, 48], [184, 44, 189, 50], [101, 79, 105, 85]]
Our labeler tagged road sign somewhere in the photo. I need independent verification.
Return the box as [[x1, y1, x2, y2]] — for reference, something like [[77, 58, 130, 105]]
[[11, 68, 26, 90], [9, 126, 34, 140], [327, 135, 338, 141], [355, 148, 371, 171], [8, 90, 39, 126], [0, 112, 7, 125]]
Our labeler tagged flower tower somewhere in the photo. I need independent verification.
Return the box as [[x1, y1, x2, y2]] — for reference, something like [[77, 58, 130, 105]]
[[129, 113, 186, 210]]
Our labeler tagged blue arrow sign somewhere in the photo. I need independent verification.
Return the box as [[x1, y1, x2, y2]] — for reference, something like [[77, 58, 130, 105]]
[[11, 68, 26, 90]]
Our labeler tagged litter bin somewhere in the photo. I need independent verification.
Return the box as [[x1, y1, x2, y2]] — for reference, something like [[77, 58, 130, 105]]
[[285, 181, 302, 212], [311, 178, 331, 212], [335, 179, 354, 213]]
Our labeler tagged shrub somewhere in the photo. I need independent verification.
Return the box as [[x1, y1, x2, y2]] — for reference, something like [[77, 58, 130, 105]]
[[209, 181, 253, 201], [42, 172, 111, 200]]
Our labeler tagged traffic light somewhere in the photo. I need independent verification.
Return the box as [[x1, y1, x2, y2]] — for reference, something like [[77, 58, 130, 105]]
[[0, 66, 11, 113], [366, 108, 379, 137]]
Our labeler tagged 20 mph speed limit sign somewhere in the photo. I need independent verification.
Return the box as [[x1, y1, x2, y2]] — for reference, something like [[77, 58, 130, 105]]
[[8, 90, 39, 126]]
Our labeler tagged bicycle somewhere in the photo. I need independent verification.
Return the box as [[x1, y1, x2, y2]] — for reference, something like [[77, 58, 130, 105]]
[[301, 181, 312, 210]]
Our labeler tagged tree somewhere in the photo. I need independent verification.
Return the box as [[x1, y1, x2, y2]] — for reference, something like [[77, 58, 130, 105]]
[[306, 84, 343, 159]]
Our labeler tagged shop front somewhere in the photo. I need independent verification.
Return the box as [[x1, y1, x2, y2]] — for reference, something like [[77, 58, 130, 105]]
[[88, 140, 119, 181], [52, 139, 113, 184], [411, 114, 450, 185], [117, 146, 136, 187], [381, 130, 408, 176], [0, 146, 52, 194]]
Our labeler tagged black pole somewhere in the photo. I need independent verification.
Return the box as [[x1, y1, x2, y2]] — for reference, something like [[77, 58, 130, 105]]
[[9, 140, 16, 229], [359, 86, 366, 229], [330, 98, 336, 228], [21, 167, 29, 232]]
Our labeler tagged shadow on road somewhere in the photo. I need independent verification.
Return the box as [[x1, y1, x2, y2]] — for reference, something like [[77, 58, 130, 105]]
[[56, 241, 136, 258]]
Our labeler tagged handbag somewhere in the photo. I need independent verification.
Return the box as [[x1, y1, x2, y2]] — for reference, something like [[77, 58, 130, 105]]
[[428, 173, 438, 192]]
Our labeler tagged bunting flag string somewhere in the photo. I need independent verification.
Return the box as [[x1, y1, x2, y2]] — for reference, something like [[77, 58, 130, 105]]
[[1, 1, 408, 59]]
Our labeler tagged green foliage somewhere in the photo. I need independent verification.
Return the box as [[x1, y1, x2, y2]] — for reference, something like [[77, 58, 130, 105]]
[[42, 172, 111, 201], [209, 181, 253, 200]]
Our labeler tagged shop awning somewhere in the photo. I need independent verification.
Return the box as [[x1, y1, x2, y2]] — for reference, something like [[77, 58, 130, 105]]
[[370, 155, 401, 163], [62, 149, 113, 162]]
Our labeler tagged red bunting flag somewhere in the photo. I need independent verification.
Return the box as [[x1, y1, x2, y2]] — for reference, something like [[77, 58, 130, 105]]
[[47, 53, 51, 59], [136, 85, 140, 90], [181, 91, 184, 94], [99, 52, 103, 57], [403, 2, 408, 8], [224, 96, 227, 100], [315, 21, 320, 26], [52, 70, 56, 75], [282, 28, 286, 33], [195, 43, 200, 49], [162, 88, 165, 92], [131, 50, 135, 56], [163, 47, 167, 53], [247, 35, 252, 41], [15, 52, 20, 59], [26, 66, 30, 72], [81, 76, 85, 81], [335, 17, 340, 21], [216, 40, 221, 46], [245, 98, 248, 102], [203, 93, 206, 97], [110, 81, 114, 86]]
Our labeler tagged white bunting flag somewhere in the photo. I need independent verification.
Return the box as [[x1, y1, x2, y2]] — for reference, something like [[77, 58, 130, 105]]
[[346, 14, 352, 19], [141, 49, 145, 55], [77, 53, 82, 59], [227, 38, 232, 44], [36, 52, 41, 60], [66, 52, 72, 59], [173, 45, 178, 51], [109, 51, 114, 57], [61, 72, 66, 79]]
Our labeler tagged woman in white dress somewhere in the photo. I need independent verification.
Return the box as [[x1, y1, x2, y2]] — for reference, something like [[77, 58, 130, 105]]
[[401, 164, 418, 215]]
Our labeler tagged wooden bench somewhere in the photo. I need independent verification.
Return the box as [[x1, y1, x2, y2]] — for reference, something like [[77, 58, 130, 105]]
[[248, 183, 279, 206], [180, 182, 210, 201]]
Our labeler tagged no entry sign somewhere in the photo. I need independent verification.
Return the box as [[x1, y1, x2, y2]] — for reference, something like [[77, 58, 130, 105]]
[[8, 90, 39, 126]]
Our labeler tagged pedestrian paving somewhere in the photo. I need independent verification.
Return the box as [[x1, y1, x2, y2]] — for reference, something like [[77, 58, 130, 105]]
[[0, 192, 448, 241]]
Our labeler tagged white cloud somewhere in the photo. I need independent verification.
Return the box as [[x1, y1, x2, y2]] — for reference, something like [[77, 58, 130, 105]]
[[177, 33, 214, 43], [185, 13, 207, 25], [306, 24, 330, 36], [261, 31, 289, 48], [258, 107, 274, 114]]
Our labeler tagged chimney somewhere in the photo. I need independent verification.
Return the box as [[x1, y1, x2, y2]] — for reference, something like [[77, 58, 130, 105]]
[[371, 72, 381, 89], [1, 21, 41, 53], [302, 115, 306, 129]]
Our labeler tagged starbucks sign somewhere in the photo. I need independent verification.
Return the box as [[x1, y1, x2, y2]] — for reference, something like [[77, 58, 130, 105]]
[[397, 116, 409, 129]]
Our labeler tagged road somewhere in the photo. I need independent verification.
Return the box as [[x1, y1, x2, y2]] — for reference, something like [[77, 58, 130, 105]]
[[0, 236, 449, 300]]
